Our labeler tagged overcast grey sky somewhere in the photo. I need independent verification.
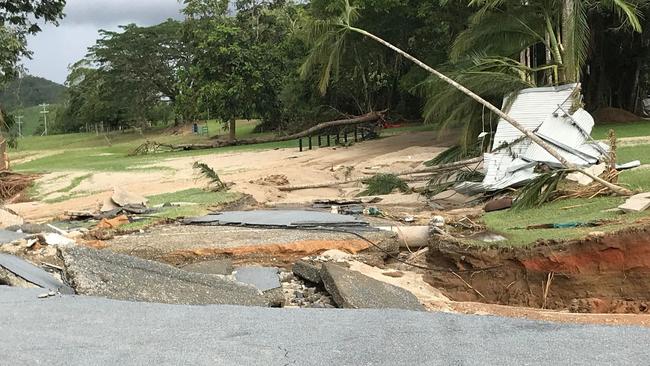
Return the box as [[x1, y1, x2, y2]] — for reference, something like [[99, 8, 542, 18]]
[[23, 0, 184, 84]]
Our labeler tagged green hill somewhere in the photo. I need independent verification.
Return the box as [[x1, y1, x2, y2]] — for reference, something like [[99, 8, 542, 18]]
[[0, 75, 66, 111]]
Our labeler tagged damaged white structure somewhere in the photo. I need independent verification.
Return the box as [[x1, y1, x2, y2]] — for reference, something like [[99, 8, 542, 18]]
[[456, 84, 610, 193]]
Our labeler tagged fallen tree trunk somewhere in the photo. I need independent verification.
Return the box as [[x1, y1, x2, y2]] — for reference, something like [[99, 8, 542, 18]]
[[279, 157, 483, 191], [130, 111, 384, 155]]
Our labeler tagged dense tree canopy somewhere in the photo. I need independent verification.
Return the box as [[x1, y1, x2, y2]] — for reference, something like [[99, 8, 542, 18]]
[[0, 0, 66, 82], [43, 0, 650, 144]]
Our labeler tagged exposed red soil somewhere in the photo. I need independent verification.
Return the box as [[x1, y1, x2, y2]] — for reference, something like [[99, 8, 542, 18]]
[[424, 226, 650, 314], [161, 239, 371, 267]]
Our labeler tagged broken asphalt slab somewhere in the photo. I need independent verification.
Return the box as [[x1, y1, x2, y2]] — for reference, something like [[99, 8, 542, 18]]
[[0, 253, 74, 294], [293, 260, 323, 284], [234, 267, 281, 292], [0, 229, 26, 244], [182, 259, 234, 275], [234, 267, 284, 307], [320, 262, 425, 311], [59, 246, 268, 306], [2, 286, 650, 365], [185, 209, 369, 228]]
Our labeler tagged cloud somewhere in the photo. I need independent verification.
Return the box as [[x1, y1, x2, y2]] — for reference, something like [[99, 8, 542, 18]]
[[22, 0, 185, 83], [62, 0, 184, 27]]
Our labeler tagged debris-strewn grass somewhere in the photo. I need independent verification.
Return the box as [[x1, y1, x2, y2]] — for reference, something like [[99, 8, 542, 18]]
[[482, 169, 650, 247]]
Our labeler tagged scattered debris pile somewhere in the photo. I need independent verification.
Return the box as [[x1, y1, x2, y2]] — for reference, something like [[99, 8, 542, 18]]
[[0, 171, 37, 202], [456, 84, 617, 194]]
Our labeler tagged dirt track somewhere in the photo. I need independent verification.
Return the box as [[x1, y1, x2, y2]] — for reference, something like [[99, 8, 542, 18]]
[[9, 131, 448, 221]]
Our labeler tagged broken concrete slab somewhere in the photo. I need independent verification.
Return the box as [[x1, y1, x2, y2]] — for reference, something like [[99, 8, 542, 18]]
[[566, 163, 607, 186], [292, 260, 322, 284], [100, 196, 119, 212], [234, 267, 281, 292], [60, 246, 268, 306], [182, 259, 234, 275], [111, 187, 148, 207], [0, 253, 74, 294], [619, 193, 650, 213], [320, 263, 425, 311], [186, 210, 369, 228]]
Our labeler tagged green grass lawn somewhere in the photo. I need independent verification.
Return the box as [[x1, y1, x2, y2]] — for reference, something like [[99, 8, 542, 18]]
[[10, 118, 300, 172], [592, 120, 650, 140]]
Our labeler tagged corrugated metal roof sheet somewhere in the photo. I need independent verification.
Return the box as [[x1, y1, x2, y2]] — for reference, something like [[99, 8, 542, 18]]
[[521, 108, 602, 167], [491, 83, 577, 156], [458, 85, 609, 193]]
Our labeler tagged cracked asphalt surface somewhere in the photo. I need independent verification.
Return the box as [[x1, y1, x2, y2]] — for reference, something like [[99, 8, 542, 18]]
[[1, 286, 649, 365]]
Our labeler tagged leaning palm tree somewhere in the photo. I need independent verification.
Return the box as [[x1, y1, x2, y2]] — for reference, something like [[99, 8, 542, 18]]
[[422, 0, 647, 158], [301, 0, 631, 195]]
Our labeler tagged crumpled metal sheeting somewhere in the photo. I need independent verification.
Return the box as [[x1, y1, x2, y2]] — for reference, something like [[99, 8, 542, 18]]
[[522, 108, 607, 167], [491, 84, 577, 154], [459, 85, 609, 193], [185, 210, 369, 228]]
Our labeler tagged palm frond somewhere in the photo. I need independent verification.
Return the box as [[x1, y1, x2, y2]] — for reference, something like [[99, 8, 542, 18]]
[[417, 55, 533, 150], [423, 168, 485, 197], [193, 161, 228, 192], [599, 0, 646, 32], [359, 174, 410, 196], [512, 170, 567, 210], [425, 142, 483, 166], [451, 8, 547, 61], [298, 0, 359, 95]]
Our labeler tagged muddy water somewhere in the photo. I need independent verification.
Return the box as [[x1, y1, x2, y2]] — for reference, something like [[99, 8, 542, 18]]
[[424, 226, 650, 314]]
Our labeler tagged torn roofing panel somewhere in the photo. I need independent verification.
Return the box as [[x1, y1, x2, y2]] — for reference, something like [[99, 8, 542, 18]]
[[491, 83, 577, 156], [459, 84, 609, 193], [521, 108, 607, 167]]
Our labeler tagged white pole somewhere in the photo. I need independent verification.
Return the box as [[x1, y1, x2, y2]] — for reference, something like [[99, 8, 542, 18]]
[[16, 115, 23, 137], [39, 103, 49, 136]]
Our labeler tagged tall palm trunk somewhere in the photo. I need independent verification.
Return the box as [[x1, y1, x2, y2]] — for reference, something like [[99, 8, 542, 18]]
[[562, 0, 578, 82]]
